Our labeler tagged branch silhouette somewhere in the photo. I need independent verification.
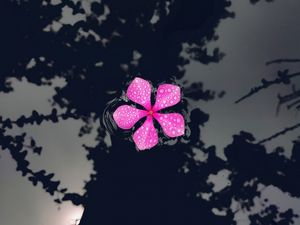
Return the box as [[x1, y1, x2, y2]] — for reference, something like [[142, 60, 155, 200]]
[[235, 70, 300, 103], [266, 58, 300, 66], [276, 87, 300, 113], [257, 122, 300, 144]]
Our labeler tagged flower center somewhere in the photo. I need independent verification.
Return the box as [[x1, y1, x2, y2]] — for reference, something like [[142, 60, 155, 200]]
[[148, 110, 154, 115]]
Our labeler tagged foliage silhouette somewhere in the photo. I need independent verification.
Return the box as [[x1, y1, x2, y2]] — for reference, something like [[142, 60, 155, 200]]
[[236, 59, 300, 144], [0, 0, 299, 225]]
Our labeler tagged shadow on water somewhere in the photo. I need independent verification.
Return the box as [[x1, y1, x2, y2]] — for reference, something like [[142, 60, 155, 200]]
[[0, 0, 299, 225]]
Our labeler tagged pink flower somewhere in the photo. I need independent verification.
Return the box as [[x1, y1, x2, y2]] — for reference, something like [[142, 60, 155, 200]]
[[113, 77, 185, 150]]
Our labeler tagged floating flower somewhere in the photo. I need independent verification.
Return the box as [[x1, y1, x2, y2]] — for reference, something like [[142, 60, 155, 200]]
[[113, 77, 185, 150]]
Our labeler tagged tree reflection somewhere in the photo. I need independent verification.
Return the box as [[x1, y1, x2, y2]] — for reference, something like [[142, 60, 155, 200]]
[[0, 0, 299, 225]]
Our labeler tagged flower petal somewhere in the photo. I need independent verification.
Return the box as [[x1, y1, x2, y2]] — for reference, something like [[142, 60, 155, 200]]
[[113, 105, 147, 129], [133, 116, 158, 150], [154, 113, 185, 138], [126, 77, 152, 110], [153, 84, 181, 111]]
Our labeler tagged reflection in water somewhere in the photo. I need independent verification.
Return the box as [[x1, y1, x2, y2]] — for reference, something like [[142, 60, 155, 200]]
[[0, 0, 300, 225]]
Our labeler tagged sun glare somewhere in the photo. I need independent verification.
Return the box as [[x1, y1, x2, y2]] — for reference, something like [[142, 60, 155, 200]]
[[64, 206, 83, 225]]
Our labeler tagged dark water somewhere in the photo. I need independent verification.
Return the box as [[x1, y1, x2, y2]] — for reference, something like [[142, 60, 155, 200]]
[[0, 0, 300, 225]]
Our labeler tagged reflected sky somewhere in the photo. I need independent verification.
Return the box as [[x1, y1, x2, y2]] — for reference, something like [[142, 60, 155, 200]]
[[185, 0, 300, 158], [1, 1, 300, 225], [0, 78, 94, 225]]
